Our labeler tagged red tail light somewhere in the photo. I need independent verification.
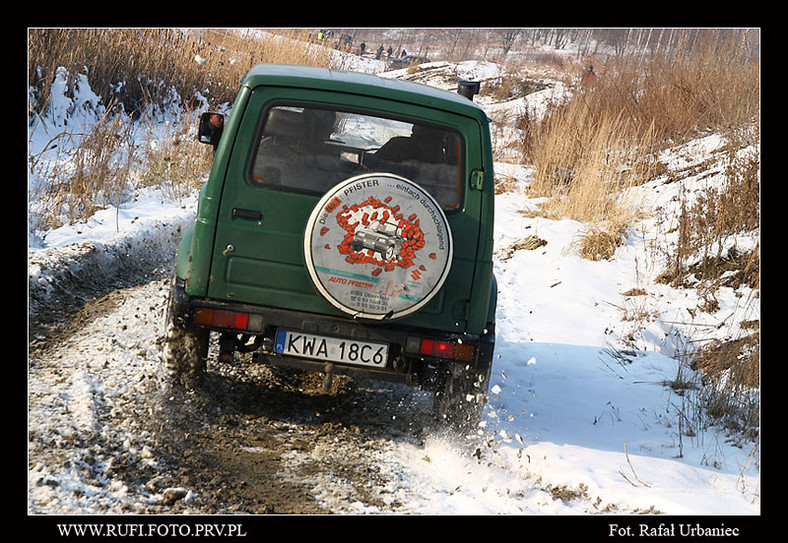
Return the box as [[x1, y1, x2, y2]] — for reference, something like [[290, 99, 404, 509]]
[[193, 308, 263, 332], [418, 339, 475, 361], [420, 338, 454, 358]]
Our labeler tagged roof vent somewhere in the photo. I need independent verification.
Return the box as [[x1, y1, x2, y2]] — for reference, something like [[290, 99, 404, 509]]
[[457, 81, 480, 101]]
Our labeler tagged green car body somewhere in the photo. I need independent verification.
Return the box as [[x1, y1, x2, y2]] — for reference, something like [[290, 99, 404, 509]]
[[165, 64, 497, 426]]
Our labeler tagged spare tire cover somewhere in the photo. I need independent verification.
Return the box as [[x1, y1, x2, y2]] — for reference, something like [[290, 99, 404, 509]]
[[304, 173, 453, 320]]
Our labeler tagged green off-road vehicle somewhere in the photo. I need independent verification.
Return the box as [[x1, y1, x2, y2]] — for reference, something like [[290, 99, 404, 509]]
[[164, 64, 496, 427]]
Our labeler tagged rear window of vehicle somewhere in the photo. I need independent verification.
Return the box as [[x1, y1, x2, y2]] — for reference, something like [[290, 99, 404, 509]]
[[249, 104, 463, 211]]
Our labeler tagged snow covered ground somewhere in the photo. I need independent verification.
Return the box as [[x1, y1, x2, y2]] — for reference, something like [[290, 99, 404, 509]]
[[28, 51, 759, 519]]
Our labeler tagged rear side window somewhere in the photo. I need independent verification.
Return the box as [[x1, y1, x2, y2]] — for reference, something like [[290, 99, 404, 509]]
[[250, 105, 463, 211]]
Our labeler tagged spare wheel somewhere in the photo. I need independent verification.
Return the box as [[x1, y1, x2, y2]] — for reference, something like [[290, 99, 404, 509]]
[[304, 173, 453, 320]]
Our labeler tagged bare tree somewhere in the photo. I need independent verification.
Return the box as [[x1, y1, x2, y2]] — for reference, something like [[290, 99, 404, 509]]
[[499, 29, 521, 56], [550, 28, 571, 49]]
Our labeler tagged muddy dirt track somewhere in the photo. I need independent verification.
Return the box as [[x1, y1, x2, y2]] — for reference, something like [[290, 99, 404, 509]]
[[28, 276, 474, 515]]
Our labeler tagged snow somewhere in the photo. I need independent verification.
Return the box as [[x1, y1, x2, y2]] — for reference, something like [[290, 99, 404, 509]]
[[28, 50, 759, 519], [357, 170, 760, 515]]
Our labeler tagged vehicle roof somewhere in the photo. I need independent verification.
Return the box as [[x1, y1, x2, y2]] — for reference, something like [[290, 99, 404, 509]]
[[240, 63, 487, 120]]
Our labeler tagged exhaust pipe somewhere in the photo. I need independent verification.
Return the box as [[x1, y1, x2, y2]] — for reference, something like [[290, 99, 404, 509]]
[[457, 81, 480, 101]]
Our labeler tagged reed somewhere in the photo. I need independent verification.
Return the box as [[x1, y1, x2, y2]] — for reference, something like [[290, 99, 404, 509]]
[[523, 29, 758, 244], [28, 28, 334, 229]]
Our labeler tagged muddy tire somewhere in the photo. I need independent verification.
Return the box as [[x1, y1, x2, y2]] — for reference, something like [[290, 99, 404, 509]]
[[161, 276, 209, 389]]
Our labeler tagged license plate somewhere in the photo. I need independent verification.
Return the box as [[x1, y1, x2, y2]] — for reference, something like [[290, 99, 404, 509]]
[[274, 329, 388, 368]]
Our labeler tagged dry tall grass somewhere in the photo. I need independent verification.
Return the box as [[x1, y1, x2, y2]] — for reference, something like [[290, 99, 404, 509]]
[[28, 28, 333, 117], [28, 28, 334, 229], [30, 100, 137, 230], [529, 100, 659, 224], [523, 30, 758, 232], [659, 130, 760, 290]]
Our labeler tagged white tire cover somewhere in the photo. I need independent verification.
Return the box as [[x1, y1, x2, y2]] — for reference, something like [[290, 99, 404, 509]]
[[304, 173, 453, 320]]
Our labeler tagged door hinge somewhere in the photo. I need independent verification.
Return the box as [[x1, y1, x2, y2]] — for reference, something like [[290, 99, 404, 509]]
[[470, 169, 484, 191]]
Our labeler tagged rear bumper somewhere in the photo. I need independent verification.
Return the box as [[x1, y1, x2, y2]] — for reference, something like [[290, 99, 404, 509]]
[[177, 280, 493, 388]]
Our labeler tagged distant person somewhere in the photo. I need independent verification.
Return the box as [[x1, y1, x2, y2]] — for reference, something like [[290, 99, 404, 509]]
[[581, 65, 597, 87]]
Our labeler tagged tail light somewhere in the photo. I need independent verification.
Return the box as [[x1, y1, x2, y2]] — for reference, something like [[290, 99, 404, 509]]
[[417, 338, 475, 361], [193, 308, 263, 332]]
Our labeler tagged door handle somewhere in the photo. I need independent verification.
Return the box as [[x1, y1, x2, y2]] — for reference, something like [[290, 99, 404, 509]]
[[232, 208, 263, 220]]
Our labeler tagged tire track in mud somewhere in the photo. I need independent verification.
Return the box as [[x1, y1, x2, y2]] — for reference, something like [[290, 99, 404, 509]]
[[27, 278, 439, 514], [155, 343, 441, 514], [28, 280, 172, 513]]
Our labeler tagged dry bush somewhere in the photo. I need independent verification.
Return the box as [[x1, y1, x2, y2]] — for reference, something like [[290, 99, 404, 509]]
[[33, 103, 136, 229], [529, 51, 571, 70], [576, 224, 626, 261], [137, 114, 216, 200], [494, 175, 521, 195], [512, 105, 538, 161], [518, 31, 760, 434], [498, 234, 548, 261], [695, 334, 759, 389], [692, 332, 760, 440], [659, 132, 760, 289], [636, 31, 759, 139], [686, 247, 760, 289], [482, 74, 548, 103], [30, 29, 214, 116]]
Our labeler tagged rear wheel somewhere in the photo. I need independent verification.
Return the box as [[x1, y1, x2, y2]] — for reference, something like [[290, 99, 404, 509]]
[[161, 276, 209, 389]]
